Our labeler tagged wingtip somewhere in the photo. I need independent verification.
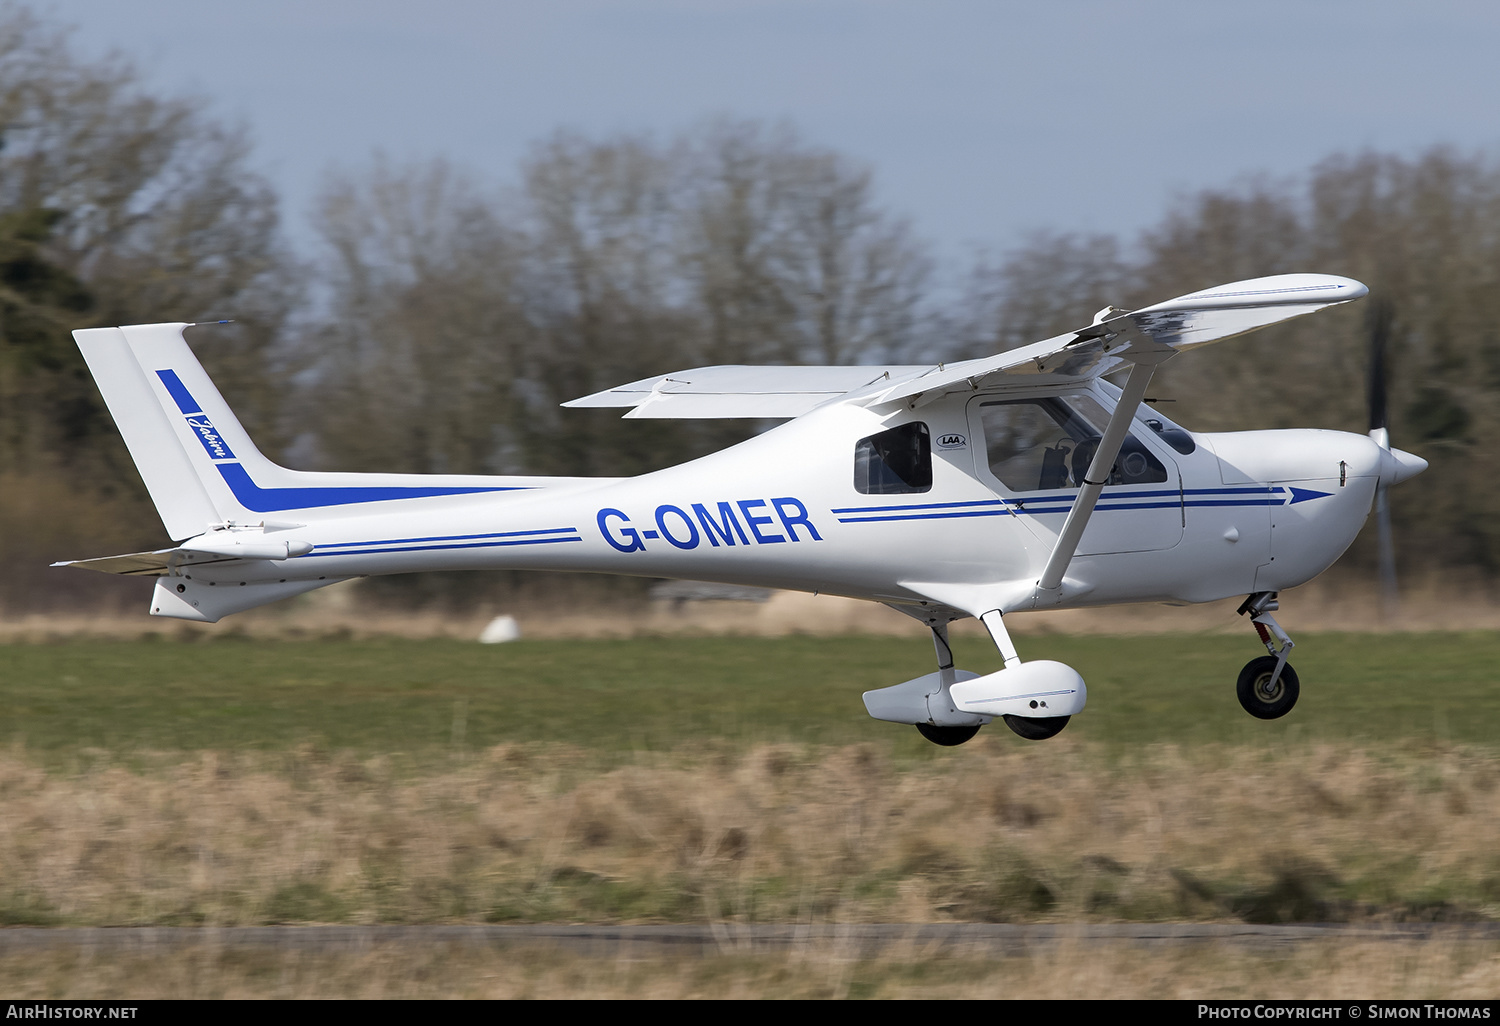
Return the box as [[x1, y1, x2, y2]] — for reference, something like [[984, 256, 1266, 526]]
[[1320, 274, 1369, 301]]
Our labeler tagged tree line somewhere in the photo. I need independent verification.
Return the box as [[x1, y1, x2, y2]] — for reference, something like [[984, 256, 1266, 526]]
[[1, 7, 1493, 610]]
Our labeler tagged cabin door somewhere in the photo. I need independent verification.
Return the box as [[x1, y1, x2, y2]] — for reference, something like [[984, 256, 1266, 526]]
[[966, 392, 1184, 555]]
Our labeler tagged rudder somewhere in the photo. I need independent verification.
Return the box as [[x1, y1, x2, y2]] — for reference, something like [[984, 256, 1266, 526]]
[[73, 323, 237, 540]]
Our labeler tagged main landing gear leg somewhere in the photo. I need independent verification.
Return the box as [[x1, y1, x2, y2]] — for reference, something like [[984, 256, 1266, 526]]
[[980, 609, 1070, 741], [914, 623, 981, 747], [1234, 592, 1300, 720]]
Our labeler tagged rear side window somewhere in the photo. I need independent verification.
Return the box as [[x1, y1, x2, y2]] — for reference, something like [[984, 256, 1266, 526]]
[[855, 422, 931, 494]]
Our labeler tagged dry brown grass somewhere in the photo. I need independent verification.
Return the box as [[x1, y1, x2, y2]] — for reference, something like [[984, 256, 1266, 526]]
[[2, 740, 1498, 929], [2, 938, 1498, 999]]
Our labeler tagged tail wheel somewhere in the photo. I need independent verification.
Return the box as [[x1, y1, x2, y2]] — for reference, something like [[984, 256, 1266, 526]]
[[1002, 715, 1070, 741], [915, 723, 981, 746], [1236, 656, 1300, 719]]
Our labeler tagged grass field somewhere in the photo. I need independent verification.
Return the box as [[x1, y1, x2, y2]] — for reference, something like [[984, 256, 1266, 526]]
[[2, 631, 1498, 997], [4, 631, 1500, 761]]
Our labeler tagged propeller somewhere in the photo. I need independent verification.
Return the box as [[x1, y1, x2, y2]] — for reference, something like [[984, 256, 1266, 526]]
[[1366, 298, 1399, 616]]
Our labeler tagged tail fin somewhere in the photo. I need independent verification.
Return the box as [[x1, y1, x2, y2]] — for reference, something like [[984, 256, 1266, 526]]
[[74, 323, 234, 540], [74, 323, 532, 540]]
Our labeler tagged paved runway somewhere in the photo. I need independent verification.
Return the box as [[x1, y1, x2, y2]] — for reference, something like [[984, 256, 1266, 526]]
[[2, 924, 1496, 957]]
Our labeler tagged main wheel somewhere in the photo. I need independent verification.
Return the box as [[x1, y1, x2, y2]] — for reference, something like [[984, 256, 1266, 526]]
[[916, 723, 981, 747], [1002, 715, 1070, 741], [1236, 656, 1300, 720]]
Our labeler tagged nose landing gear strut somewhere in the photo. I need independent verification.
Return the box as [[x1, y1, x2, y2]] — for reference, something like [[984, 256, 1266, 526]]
[[1235, 592, 1300, 720]]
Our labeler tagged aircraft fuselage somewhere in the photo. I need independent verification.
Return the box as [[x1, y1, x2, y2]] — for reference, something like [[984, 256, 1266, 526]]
[[157, 381, 1389, 623]]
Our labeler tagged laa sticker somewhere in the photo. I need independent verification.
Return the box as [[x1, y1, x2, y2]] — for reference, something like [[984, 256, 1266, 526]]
[[935, 433, 968, 450]]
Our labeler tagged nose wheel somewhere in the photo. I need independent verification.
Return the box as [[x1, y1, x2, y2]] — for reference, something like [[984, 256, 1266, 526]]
[[1236, 655, 1300, 719], [1235, 592, 1299, 720]]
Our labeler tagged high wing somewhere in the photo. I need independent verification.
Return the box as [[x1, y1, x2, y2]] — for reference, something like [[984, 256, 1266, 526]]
[[565, 274, 1368, 419], [864, 273, 1368, 410], [562, 364, 926, 419]]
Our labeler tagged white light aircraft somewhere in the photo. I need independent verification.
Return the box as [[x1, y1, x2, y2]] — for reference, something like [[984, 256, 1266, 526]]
[[58, 273, 1427, 745]]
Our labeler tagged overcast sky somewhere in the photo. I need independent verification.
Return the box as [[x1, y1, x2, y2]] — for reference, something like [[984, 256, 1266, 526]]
[[37, 0, 1500, 284]]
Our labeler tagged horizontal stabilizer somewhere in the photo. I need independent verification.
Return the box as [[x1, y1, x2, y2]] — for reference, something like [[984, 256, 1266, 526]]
[[55, 543, 347, 621], [53, 526, 318, 576], [52, 549, 241, 577], [564, 364, 923, 419]]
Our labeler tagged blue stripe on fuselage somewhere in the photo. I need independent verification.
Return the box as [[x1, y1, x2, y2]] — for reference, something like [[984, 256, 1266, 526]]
[[301, 535, 582, 558], [829, 499, 1009, 515], [836, 508, 1013, 523], [152, 368, 527, 511], [214, 463, 525, 513], [833, 486, 1324, 523], [315, 528, 578, 549]]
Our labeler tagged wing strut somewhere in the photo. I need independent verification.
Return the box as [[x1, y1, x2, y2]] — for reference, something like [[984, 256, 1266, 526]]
[[1036, 355, 1164, 595]]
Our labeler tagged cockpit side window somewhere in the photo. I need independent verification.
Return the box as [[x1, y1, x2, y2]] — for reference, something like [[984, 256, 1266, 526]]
[[854, 421, 932, 494], [1141, 416, 1197, 455], [1095, 378, 1198, 454], [978, 395, 1168, 492]]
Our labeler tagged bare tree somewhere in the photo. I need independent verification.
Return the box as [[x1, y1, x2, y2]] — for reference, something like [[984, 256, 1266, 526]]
[[515, 131, 697, 477], [309, 158, 527, 475], [0, 8, 295, 457], [677, 122, 806, 367], [0, 7, 296, 609], [957, 231, 1129, 359], [680, 121, 930, 366], [307, 123, 937, 489]]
